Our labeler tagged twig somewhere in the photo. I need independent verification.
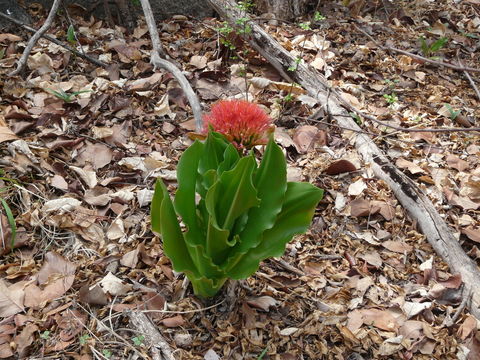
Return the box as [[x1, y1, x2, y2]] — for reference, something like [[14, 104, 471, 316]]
[[9, 0, 63, 76], [353, 23, 480, 73], [272, 258, 304, 276], [458, 57, 480, 102], [0, 12, 108, 68], [139, 0, 203, 132], [76, 303, 146, 359]]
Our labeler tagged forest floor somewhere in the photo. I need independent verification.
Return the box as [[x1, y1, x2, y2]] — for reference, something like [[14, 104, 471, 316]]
[[0, 0, 479, 359]]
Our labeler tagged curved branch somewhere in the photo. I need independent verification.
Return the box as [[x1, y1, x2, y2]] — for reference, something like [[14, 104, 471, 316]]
[[9, 0, 63, 77], [139, 0, 203, 132]]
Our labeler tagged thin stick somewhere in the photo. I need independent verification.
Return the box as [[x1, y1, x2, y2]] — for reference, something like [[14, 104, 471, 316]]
[[9, 0, 63, 76], [458, 57, 480, 102], [0, 12, 108, 68], [139, 0, 204, 132], [353, 23, 480, 73]]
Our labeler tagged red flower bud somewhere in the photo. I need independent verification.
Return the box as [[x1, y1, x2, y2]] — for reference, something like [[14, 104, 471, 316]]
[[203, 100, 273, 149]]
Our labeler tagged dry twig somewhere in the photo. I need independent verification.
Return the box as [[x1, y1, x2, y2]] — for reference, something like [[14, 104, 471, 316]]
[[139, 0, 203, 132], [9, 0, 63, 76], [353, 23, 480, 73], [0, 11, 108, 68]]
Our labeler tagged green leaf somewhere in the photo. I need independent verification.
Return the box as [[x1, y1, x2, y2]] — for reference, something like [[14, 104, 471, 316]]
[[429, 37, 448, 53], [198, 132, 229, 176], [229, 182, 323, 279], [67, 24, 76, 43], [206, 155, 259, 231], [204, 156, 259, 262], [173, 141, 224, 278], [151, 179, 198, 276], [223, 138, 287, 273]]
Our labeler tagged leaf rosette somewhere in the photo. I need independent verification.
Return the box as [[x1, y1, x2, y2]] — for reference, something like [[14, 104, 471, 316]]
[[151, 102, 323, 297]]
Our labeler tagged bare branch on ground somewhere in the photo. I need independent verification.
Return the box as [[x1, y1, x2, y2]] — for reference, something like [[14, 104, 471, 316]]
[[8, 0, 63, 77], [128, 311, 175, 360], [353, 23, 480, 73], [139, 0, 204, 132], [0, 11, 108, 69]]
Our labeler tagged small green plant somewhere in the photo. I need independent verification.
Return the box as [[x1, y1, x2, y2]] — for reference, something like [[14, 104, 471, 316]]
[[79, 334, 90, 345], [47, 89, 91, 103], [288, 57, 302, 72], [102, 350, 112, 359], [350, 112, 362, 125], [419, 36, 448, 57], [236, 0, 254, 11], [0, 48, 5, 60], [132, 335, 145, 346], [40, 331, 51, 340], [217, 21, 236, 50], [314, 11, 326, 21], [299, 21, 312, 31], [235, 17, 252, 35], [151, 101, 323, 297], [444, 103, 460, 120], [383, 92, 398, 105], [130, 0, 140, 5], [384, 78, 399, 89], [283, 93, 294, 102], [66, 25, 76, 45]]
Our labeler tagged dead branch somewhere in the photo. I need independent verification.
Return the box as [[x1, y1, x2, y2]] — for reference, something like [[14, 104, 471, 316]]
[[458, 57, 480, 103], [353, 23, 480, 73], [0, 12, 108, 69], [9, 0, 63, 77], [207, 0, 480, 319], [128, 311, 175, 360], [139, 0, 203, 132]]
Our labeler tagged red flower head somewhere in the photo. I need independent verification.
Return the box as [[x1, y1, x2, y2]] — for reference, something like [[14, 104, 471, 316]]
[[203, 100, 273, 149]]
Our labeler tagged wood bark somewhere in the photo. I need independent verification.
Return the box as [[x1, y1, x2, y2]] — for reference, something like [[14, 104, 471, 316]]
[[128, 311, 174, 360], [255, 0, 310, 20], [206, 0, 480, 319]]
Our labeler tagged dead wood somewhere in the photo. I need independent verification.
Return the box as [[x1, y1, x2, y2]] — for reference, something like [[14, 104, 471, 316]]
[[0, 11, 108, 68], [139, 0, 204, 132], [206, 0, 480, 319], [8, 0, 63, 76], [128, 311, 175, 360]]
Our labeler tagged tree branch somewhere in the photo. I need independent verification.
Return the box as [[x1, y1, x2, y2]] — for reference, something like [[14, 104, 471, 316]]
[[8, 0, 63, 76], [139, 0, 203, 132], [0, 11, 108, 69]]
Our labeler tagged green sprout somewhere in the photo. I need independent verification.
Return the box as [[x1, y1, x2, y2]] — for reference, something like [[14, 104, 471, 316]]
[[383, 93, 398, 105], [299, 22, 311, 31], [288, 57, 302, 72], [419, 36, 448, 58], [40, 331, 51, 340], [132, 335, 145, 346], [102, 350, 112, 359], [314, 12, 326, 21], [67, 25, 76, 45], [79, 334, 90, 345], [236, 0, 254, 11], [444, 103, 461, 120], [350, 112, 362, 125], [47, 89, 91, 103]]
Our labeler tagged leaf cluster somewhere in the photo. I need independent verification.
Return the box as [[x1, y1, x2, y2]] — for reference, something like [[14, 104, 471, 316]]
[[151, 132, 323, 297]]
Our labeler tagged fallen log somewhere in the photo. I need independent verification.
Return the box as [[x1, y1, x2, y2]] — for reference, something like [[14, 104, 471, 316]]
[[206, 0, 480, 319]]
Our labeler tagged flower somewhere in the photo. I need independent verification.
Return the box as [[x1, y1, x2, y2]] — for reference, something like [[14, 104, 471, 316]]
[[203, 100, 273, 149]]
